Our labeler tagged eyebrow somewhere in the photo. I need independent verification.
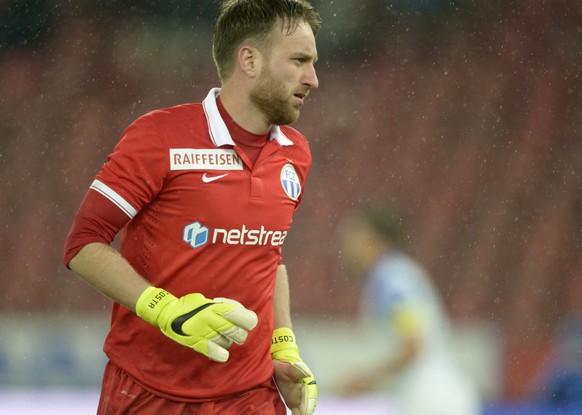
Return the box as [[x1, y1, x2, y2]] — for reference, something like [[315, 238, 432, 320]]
[[294, 52, 318, 63]]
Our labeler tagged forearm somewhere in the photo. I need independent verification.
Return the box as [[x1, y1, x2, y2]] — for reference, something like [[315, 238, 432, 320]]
[[273, 264, 293, 329], [271, 264, 317, 414], [369, 336, 422, 383], [68, 242, 151, 311], [340, 335, 421, 395]]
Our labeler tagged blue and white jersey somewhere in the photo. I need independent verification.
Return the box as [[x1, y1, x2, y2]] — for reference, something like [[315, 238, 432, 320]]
[[361, 251, 454, 358], [359, 250, 481, 415]]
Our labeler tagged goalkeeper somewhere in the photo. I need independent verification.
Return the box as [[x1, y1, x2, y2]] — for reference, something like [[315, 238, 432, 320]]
[[63, 1, 320, 414]]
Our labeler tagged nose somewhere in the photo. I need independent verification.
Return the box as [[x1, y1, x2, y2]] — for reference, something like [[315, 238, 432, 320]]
[[303, 63, 319, 90]]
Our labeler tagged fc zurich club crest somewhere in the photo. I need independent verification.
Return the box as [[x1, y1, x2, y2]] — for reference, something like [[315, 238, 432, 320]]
[[280, 164, 301, 200]]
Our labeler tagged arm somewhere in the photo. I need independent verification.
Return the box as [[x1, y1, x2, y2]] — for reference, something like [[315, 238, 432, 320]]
[[68, 242, 151, 312], [375, 334, 421, 377], [340, 304, 424, 395], [340, 334, 422, 395], [272, 264, 317, 415], [64, 190, 257, 362], [68, 240, 257, 362], [274, 264, 293, 329]]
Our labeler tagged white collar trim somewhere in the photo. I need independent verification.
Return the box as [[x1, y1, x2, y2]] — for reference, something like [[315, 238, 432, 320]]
[[202, 88, 293, 147]]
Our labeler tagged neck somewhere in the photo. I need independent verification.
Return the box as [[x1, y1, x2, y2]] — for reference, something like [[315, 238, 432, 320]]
[[219, 83, 271, 134], [366, 242, 392, 269]]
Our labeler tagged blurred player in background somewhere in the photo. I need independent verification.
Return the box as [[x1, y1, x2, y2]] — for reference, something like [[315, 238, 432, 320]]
[[337, 209, 481, 415], [63, 1, 320, 414]]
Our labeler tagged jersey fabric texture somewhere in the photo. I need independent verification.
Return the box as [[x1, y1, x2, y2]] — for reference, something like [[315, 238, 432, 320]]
[[63, 88, 312, 402], [361, 251, 481, 415]]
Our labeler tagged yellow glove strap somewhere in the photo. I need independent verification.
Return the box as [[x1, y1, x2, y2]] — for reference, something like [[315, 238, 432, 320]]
[[271, 327, 300, 360], [135, 286, 177, 326]]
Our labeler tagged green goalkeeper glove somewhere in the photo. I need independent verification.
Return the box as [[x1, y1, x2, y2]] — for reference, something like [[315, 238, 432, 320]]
[[271, 327, 317, 415], [136, 286, 258, 363]]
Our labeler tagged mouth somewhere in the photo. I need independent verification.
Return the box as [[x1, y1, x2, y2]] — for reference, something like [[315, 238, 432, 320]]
[[293, 91, 308, 104]]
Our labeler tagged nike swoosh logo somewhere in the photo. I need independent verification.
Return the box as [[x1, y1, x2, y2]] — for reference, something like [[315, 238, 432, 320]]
[[171, 303, 213, 335], [202, 173, 228, 183]]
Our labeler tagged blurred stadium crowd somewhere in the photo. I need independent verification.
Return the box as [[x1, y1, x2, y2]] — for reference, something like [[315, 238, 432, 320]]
[[1, 0, 580, 402]]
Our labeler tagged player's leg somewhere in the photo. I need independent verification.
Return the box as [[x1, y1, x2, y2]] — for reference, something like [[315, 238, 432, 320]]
[[211, 378, 287, 415], [96, 361, 194, 415]]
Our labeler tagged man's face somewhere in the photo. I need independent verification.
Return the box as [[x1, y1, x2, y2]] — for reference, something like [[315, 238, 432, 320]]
[[250, 20, 319, 126]]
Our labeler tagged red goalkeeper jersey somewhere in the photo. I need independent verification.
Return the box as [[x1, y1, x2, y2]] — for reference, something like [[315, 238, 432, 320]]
[[63, 88, 311, 401]]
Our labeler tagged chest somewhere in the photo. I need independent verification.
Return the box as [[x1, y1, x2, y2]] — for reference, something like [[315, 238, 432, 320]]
[[155, 146, 302, 233]]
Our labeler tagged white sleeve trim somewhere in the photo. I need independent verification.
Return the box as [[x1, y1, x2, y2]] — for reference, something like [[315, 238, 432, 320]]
[[90, 179, 138, 219]]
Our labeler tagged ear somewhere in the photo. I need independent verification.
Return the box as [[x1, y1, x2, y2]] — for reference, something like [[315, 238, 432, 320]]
[[237, 46, 262, 78]]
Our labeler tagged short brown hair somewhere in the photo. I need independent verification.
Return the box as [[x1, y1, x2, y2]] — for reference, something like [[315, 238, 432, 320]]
[[212, 0, 322, 81]]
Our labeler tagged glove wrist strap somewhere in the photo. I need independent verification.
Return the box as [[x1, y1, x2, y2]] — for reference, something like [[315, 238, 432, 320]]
[[135, 286, 176, 326], [271, 327, 299, 355]]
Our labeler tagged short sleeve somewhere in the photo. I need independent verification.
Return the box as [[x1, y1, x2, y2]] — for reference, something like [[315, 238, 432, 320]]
[[94, 113, 168, 218]]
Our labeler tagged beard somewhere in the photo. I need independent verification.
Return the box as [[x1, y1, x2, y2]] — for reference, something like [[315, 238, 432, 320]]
[[249, 68, 301, 126]]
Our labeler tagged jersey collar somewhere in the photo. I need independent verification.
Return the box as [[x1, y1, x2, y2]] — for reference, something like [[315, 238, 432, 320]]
[[202, 88, 293, 148]]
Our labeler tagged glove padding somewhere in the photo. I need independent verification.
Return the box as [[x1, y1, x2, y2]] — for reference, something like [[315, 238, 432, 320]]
[[136, 287, 258, 362], [271, 327, 317, 415]]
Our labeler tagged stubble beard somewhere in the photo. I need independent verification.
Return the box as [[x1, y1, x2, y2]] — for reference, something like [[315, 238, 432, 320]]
[[249, 68, 301, 126]]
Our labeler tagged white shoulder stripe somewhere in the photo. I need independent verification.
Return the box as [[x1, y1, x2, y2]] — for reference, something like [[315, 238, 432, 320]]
[[90, 179, 138, 219]]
